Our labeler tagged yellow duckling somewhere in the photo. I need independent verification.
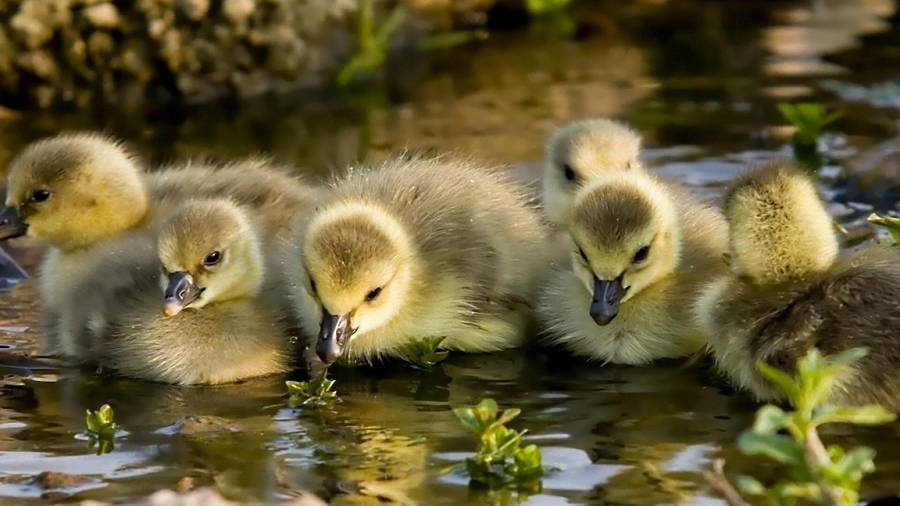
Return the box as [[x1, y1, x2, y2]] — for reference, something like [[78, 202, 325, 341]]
[[99, 199, 291, 385], [0, 133, 315, 356], [538, 170, 728, 364], [542, 118, 643, 226], [286, 156, 552, 366], [696, 162, 900, 407]]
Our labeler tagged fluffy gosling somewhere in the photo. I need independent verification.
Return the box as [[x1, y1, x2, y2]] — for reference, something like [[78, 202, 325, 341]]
[[696, 162, 900, 408], [538, 170, 728, 364], [100, 199, 291, 385], [0, 133, 315, 356], [542, 118, 643, 226], [287, 156, 552, 366]]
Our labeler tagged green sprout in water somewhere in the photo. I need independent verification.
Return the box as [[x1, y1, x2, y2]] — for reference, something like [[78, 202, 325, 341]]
[[85, 404, 118, 455], [403, 336, 449, 371], [286, 376, 340, 407], [337, 0, 407, 86], [707, 348, 896, 506], [452, 398, 544, 493], [867, 213, 900, 244], [525, 0, 572, 14], [777, 102, 843, 171]]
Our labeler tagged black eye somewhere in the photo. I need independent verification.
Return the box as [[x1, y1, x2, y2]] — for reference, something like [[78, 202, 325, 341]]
[[578, 248, 588, 262], [31, 189, 51, 202], [309, 277, 317, 295], [203, 250, 222, 266], [365, 286, 382, 302], [563, 164, 576, 182], [633, 246, 650, 263]]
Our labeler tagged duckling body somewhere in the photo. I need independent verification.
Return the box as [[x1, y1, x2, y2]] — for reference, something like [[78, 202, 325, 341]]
[[287, 156, 552, 366], [95, 200, 290, 384], [542, 118, 643, 226], [697, 162, 900, 407], [1, 133, 315, 358], [538, 171, 728, 364]]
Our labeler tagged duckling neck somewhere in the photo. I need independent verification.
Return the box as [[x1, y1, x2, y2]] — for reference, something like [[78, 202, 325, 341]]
[[56, 186, 150, 253]]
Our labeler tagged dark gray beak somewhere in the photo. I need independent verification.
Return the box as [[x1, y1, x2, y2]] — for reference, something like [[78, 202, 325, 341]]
[[590, 275, 625, 326], [163, 271, 202, 317], [317, 309, 354, 365], [0, 206, 27, 240]]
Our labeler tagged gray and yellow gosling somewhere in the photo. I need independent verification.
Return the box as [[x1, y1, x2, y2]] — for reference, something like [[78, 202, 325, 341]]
[[696, 161, 900, 408]]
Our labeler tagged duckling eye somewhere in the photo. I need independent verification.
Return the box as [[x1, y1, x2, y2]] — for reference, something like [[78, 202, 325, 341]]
[[633, 246, 650, 263], [563, 164, 577, 182], [578, 248, 588, 262], [365, 286, 383, 302], [309, 277, 317, 295], [203, 250, 222, 266], [31, 189, 51, 203]]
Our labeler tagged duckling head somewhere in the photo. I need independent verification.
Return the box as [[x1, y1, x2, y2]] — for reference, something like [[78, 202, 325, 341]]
[[1, 133, 148, 251], [724, 161, 837, 284], [300, 202, 415, 365], [566, 172, 680, 325], [543, 118, 642, 225], [157, 199, 263, 317]]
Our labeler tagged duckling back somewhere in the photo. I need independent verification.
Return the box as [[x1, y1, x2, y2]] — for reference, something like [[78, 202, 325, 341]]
[[339, 156, 551, 298], [146, 158, 319, 242], [698, 161, 900, 407]]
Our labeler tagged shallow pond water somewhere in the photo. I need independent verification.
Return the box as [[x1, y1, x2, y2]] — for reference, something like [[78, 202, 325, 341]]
[[1, 1, 900, 504]]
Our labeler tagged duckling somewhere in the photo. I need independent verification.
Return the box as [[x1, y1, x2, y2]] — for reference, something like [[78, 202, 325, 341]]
[[537, 170, 728, 364], [696, 161, 900, 407], [543, 118, 643, 226], [0, 133, 316, 356], [286, 156, 552, 366], [98, 199, 291, 385]]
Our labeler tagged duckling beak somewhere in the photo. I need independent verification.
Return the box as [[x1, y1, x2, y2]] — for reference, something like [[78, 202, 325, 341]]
[[0, 206, 27, 240], [163, 271, 202, 317], [590, 274, 624, 326], [317, 309, 354, 365]]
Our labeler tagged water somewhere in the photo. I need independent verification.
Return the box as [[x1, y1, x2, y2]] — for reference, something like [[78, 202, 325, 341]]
[[2, 1, 900, 503]]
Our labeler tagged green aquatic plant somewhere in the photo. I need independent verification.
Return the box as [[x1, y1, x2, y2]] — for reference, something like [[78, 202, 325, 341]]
[[777, 102, 843, 171], [337, 0, 407, 86], [85, 404, 118, 455], [453, 398, 544, 493], [525, 0, 572, 14], [867, 213, 900, 244], [707, 348, 896, 506], [286, 376, 340, 407], [403, 336, 449, 371], [338, 1, 487, 85]]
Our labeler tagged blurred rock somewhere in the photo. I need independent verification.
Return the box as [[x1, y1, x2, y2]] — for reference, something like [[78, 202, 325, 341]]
[[32, 471, 92, 489], [0, 0, 510, 109]]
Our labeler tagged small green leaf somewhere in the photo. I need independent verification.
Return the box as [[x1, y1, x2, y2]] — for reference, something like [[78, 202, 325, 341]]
[[753, 405, 789, 434], [868, 214, 900, 243], [737, 432, 803, 464], [826, 347, 868, 369], [835, 446, 876, 481], [454, 407, 483, 435], [513, 444, 544, 479], [286, 376, 339, 407], [813, 405, 897, 427], [85, 404, 117, 438], [756, 361, 800, 400], [736, 475, 766, 496]]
